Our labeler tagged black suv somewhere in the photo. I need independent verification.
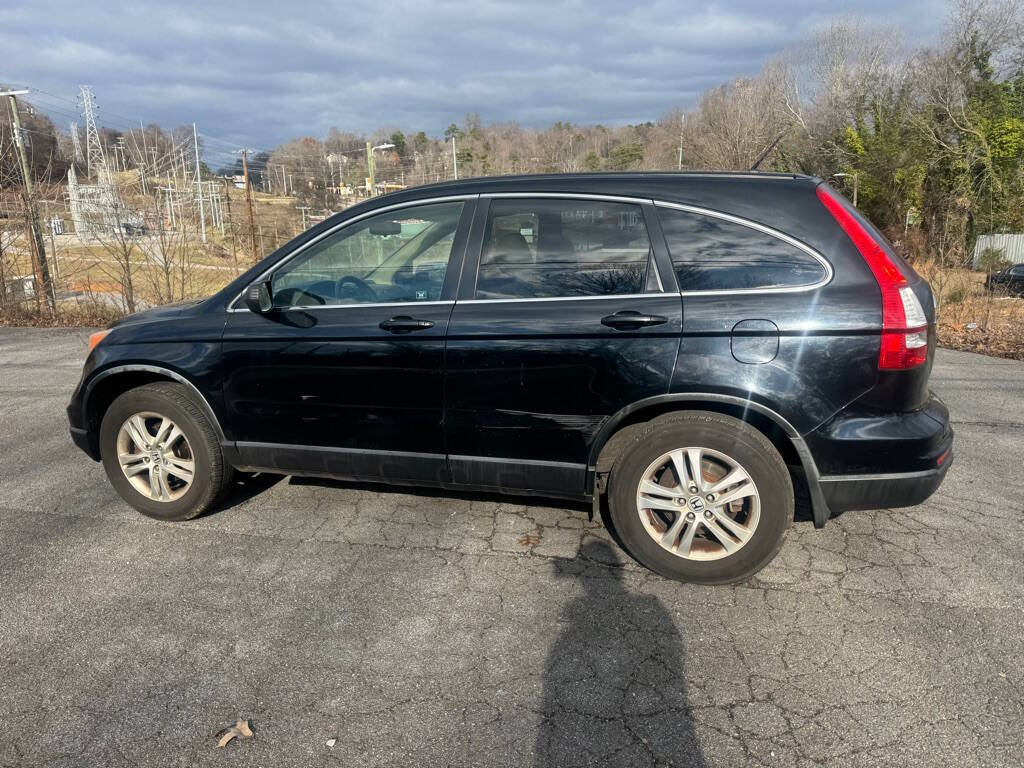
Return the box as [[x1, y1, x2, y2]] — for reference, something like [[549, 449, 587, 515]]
[[68, 173, 953, 583]]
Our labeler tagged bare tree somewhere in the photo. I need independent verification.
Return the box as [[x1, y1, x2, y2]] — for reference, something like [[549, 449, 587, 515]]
[[91, 224, 140, 313], [684, 73, 791, 170], [776, 18, 908, 145], [948, 0, 1024, 75], [137, 197, 198, 304], [87, 177, 148, 313]]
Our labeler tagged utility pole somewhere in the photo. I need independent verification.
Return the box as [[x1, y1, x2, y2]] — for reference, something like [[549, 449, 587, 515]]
[[115, 136, 127, 173], [366, 141, 376, 197], [364, 142, 395, 197], [677, 114, 684, 171], [3, 90, 56, 312], [222, 177, 238, 270], [158, 186, 176, 227], [69, 122, 83, 164], [135, 122, 149, 194], [239, 149, 259, 263], [211, 185, 224, 231], [192, 123, 206, 242], [451, 136, 458, 180], [170, 137, 180, 185]]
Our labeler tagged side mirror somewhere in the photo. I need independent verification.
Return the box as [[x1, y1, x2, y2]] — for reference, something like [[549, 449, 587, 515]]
[[244, 280, 274, 314]]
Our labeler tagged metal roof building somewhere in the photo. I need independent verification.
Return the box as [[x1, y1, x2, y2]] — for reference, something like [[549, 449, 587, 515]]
[[972, 234, 1024, 268]]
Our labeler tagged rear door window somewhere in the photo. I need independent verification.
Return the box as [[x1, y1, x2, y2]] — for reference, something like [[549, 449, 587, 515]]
[[657, 206, 827, 292], [475, 199, 652, 299]]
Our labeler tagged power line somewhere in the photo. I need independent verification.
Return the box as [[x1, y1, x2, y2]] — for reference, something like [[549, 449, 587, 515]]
[[30, 87, 157, 130]]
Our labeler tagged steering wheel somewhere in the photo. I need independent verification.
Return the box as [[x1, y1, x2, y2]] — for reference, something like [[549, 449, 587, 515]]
[[336, 275, 377, 301]]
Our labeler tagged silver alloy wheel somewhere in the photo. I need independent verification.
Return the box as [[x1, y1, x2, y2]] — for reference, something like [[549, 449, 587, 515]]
[[635, 446, 760, 561], [116, 411, 195, 502]]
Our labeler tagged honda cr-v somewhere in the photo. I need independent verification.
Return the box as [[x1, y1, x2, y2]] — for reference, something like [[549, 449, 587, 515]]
[[68, 173, 954, 583]]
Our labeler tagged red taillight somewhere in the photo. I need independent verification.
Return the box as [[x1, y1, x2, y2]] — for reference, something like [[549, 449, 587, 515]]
[[816, 185, 928, 370]]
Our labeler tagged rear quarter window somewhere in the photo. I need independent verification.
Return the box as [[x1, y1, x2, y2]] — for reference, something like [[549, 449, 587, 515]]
[[657, 206, 827, 291]]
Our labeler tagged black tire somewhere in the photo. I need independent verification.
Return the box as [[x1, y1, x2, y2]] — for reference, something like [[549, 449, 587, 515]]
[[99, 382, 234, 521], [607, 411, 792, 585]]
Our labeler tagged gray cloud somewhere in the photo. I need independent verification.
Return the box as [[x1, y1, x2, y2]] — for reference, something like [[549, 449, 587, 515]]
[[1, 0, 949, 160]]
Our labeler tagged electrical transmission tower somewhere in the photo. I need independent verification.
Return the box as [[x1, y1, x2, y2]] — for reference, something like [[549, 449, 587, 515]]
[[70, 85, 138, 237], [69, 122, 83, 164], [79, 85, 109, 183]]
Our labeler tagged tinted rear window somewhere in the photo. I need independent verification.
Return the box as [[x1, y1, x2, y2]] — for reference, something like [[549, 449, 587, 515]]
[[658, 207, 827, 291]]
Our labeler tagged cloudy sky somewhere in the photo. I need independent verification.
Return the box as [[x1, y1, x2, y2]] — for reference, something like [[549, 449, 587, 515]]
[[3, 0, 948, 159]]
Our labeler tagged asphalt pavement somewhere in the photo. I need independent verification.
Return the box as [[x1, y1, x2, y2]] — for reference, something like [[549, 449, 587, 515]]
[[0, 327, 1021, 767]]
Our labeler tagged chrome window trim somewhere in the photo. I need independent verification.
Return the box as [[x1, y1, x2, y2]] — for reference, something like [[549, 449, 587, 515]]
[[240, 299, 455, 313], [228, 191, 835, 312], [227, 194, 476, 313], [653, 200, 834, 296], [458, 292, 667, 305], [481, 191, 649, 204]]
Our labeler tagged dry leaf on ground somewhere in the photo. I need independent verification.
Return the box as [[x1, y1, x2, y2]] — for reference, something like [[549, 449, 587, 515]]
[[215, 719, 254, 748], [518, 532, 542, 548]]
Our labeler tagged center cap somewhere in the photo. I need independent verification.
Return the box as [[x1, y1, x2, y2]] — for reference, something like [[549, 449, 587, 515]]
[[687, 496, 706, 513]]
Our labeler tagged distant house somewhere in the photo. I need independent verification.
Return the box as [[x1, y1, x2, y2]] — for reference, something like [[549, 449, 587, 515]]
[[973, 234, 1024, 269]]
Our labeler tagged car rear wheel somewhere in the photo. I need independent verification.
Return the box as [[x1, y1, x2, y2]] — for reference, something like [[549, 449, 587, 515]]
[[608, 411, 792, 584], [99, 382, 233, 521]]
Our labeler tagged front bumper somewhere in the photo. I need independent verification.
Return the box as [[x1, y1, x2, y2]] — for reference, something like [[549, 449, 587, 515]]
[[68, 373, 100, 461], [69, 424, 100, 461]]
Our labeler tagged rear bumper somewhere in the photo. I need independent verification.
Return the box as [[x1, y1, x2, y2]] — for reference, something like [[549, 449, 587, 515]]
[[804, 391, 953, 520], [819, 459, 952, 514], [806, 392, 952, 475]]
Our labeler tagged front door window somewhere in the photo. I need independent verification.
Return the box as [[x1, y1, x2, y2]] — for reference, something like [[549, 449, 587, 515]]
[[271, 201, 464, 307]]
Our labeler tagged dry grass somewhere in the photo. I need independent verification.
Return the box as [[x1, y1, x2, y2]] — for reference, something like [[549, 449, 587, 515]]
[[0, 299, 123, 328], [916, 262, 1024, 361]]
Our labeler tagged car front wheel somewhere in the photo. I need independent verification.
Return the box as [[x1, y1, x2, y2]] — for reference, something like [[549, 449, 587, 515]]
[[608, 411, 793, 584], [99, 382, 233, 521]]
